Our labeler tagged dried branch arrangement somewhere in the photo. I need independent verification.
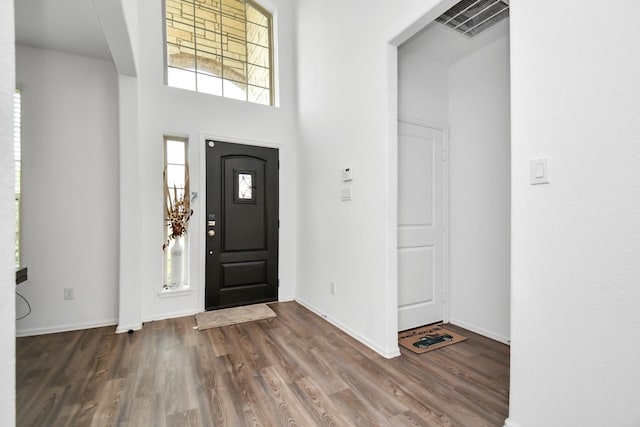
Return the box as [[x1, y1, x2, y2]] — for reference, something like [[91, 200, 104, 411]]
[[163, 163, 193, 250]]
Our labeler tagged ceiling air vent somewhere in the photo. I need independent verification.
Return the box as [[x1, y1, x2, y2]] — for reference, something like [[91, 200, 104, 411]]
[[436, 0, 509, 38]]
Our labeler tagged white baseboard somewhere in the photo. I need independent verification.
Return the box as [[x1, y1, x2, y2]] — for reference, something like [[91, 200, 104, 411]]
[[115, 309, 199, 333], [142, 308, 199, 324], [115, 322, 143, 334], [504, 418, 522, 427], [295, 298, 401, 359], [16, 318, 118, 337], [123, 302, 291, 334], [449, 317, 510, 345]]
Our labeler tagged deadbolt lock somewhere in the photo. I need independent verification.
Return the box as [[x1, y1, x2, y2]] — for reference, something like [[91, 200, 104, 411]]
[[208, 230, 216, 237]]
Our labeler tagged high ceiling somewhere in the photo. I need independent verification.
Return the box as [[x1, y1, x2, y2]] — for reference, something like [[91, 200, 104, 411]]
[[14, 0, 508, 69], [14, 0, 112, 61]]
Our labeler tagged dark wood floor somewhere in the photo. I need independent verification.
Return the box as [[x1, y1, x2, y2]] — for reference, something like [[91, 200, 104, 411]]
[[16, 302, 509, 427]]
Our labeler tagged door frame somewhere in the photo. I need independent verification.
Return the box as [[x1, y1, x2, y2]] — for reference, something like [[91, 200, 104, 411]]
[[397, 115, 450, 327], [381, 1, 459, 356], [198, 133, 282, 312]]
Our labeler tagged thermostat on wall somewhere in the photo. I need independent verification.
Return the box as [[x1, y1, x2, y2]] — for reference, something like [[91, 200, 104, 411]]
[[342, 167, 353, 182]]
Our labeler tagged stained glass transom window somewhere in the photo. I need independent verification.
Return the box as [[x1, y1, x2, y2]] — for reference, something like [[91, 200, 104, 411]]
[[165, 0, 273, 105]]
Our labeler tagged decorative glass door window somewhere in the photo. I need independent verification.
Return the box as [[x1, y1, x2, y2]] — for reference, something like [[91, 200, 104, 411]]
[[239, 173, 252, 199], [234, 170, 255, 203]]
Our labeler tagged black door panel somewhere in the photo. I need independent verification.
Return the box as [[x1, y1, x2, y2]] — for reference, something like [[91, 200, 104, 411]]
[[222, 156, 266, 251], [206, 141, 278, 310]]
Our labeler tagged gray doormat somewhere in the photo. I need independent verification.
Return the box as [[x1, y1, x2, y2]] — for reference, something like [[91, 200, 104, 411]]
[[195, 303, 276, 330]]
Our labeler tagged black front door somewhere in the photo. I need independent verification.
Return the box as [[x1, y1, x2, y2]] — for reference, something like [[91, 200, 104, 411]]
[[205, 140, 279, 310]]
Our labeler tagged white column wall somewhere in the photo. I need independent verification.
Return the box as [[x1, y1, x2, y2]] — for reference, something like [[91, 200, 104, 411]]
[[0, 1, 16, 423], [507, 1, 640, 425]]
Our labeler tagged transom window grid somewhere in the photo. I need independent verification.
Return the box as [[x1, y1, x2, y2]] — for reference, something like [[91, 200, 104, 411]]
[[14, 90, 21, 268], [165, 0, 273, 105], [163, 137, 189, 287]]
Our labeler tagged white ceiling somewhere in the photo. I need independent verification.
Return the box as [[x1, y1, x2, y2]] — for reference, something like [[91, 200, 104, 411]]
[[401, 18, 509, 65], [14, 0, 112, 61]]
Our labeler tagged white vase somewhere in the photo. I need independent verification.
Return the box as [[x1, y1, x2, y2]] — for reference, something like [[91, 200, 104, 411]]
[[170, 235, 185, 288]]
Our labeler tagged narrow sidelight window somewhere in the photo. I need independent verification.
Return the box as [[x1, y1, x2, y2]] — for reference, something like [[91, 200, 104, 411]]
[[163, 136, 191, 289], [14, 89, 22, 267]]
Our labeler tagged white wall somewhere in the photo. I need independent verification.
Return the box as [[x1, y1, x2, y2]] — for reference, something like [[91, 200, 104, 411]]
[[15, 45, 120, 335], [0, 0, 16, 423], [507, 1, 640, 426], [398, 41, 448, 125], [117, 0, 299, 326], [113, 0, 140, 332], [448, 37, 510, 342], [295, 0, 457, 356]]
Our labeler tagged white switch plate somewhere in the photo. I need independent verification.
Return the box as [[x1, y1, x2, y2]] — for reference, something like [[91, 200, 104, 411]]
[[341, 187, 352, 201], [530, 158, 549, 185]]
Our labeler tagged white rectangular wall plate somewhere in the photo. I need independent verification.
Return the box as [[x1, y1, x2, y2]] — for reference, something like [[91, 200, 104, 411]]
[[530, 158, 549, 185], [341, 187, 352, 201]]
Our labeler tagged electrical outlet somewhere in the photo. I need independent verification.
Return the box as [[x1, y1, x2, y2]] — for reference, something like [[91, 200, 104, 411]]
[[330, 282, 336, 295], [64, 287, 74, 300]]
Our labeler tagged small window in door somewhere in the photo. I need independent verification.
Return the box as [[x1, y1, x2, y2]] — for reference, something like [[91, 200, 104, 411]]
[[234, 169, 256, 203], [238, 173, 253, 200]]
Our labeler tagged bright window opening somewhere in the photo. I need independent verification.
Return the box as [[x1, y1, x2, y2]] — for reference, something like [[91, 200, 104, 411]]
[[163, 136, 191, 289], [165, 0, 274, 105], [14, 89, 22, 268], [238, 173, 252, 199]]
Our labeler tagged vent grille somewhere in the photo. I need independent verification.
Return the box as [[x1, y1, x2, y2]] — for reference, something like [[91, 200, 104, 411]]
[[436, 0, 509, 38]]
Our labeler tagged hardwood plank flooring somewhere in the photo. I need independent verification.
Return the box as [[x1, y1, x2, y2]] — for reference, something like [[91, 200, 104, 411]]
[[16, 302, 509, 426]]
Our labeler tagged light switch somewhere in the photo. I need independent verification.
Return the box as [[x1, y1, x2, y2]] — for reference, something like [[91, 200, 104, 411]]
[[530, 158, 549, 185]]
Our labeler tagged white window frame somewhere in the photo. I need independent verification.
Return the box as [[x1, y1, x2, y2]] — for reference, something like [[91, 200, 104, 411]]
[[162, 135, 192, 293]]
